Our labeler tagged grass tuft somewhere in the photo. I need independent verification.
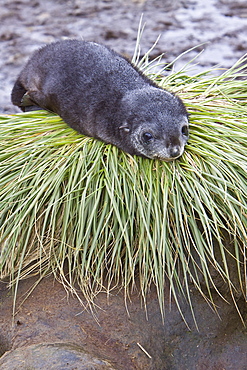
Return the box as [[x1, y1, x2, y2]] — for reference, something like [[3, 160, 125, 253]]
[[0, 38, 247, 326]]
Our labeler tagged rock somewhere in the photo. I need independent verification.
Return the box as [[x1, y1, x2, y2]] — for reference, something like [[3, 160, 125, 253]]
[[0, 343, 115, 369]]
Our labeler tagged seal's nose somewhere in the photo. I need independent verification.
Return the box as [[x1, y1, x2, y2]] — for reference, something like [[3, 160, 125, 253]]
[[169, 146, 181, 158]]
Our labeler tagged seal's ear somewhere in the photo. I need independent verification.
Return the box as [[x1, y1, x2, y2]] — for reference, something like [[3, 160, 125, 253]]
[[119, 122, 130, 133]]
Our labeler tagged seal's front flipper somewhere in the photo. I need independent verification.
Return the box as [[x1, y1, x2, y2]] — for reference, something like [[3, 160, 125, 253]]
[[20, 92, 42, 112]]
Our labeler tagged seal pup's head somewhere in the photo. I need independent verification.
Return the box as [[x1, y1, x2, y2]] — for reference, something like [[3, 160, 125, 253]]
[[118, 87, 189, 161]]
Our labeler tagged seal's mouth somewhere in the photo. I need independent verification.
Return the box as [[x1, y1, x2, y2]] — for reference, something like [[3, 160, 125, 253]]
[[152, 151, 183, 162], [149, 144, 185, 161], [153, 155, 180, 162]]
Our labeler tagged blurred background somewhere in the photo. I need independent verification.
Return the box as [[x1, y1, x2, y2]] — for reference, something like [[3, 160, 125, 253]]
[[1, 0, 247, 113]]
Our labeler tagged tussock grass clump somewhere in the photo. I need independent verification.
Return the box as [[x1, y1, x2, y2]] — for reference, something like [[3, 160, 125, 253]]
[[0, 43, 247, 325]]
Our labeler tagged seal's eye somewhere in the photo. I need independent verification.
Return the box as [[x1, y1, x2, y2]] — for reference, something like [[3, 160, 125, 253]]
[[142, 132, 153, 143], [182, 125, 189, 137]]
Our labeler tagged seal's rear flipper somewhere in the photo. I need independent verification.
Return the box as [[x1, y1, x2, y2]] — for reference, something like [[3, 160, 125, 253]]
[[11, 79, 41, 112], [21, 92, 42, 112], [23, 105, 43, 112], [11, 78, 27, 111], [11, 79, 42, 112]]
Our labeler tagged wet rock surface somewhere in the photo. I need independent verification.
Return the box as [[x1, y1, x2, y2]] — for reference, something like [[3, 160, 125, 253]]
[[1, 0, 247, 113], [0, 0, 247, 369]]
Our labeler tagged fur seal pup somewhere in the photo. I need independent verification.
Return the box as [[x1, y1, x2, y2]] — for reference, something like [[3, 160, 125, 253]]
[[11, 39, 189, 161]]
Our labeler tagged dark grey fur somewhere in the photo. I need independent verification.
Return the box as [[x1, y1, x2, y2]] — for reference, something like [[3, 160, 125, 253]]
[[11, 39, 189, 161]]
